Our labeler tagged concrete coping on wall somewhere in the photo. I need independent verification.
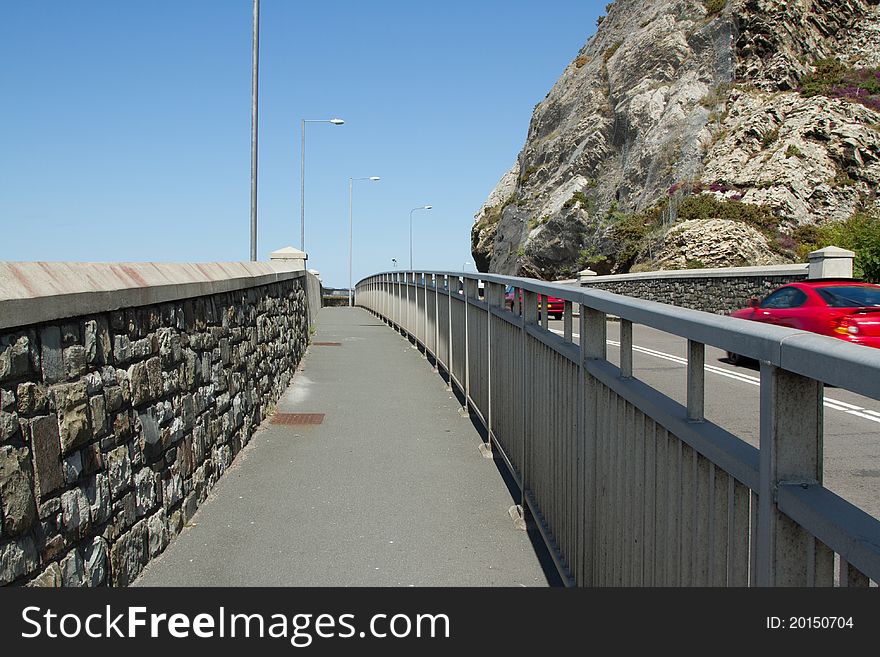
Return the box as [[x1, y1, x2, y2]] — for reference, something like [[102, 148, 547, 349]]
[[0, 261, 309, 331], [578, 263, 809, 285]]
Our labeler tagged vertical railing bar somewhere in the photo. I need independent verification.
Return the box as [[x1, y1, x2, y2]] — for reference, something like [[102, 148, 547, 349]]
[[749, 491, 758, 587], [644, 419, 656, 586], [564, 300, 573, 342], [620, 319, 633, 380]]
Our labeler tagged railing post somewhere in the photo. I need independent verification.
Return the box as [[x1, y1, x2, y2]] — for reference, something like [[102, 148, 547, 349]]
[[430, 274, 438, 371], [515, 288, 538, 529], [579, 305, 606, 585], [462, 277, 478, 414], [540, 295, 548, 330], [423, 274, 430, 359], [483, 281, 504, 459], [756, 363, 828, 586], [446, 275, 453, 391], [396, 272, 402, 332], [687, 340, 704, 422]]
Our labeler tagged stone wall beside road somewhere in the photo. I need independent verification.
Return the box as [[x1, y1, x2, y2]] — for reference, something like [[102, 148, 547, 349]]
[[579, 264, 810, 315], [0, 263, 317, 586]]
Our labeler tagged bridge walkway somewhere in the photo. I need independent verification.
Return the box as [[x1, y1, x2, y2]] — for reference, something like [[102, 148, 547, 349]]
[[134, 307, 551, 586]]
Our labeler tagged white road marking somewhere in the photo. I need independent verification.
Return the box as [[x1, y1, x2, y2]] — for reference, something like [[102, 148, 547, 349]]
[[551, 328, 880, 425]]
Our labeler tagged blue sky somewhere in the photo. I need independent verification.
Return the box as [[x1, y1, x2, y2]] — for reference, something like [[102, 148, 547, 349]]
[[1, 1, 604, 288]]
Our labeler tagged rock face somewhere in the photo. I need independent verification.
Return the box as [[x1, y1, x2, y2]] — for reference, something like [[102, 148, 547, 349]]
[[472, 0, 880, 278], [652, 218, 785, 269]]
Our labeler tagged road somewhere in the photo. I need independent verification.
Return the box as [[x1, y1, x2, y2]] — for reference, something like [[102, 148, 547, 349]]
[[546, 319, 880, 520]]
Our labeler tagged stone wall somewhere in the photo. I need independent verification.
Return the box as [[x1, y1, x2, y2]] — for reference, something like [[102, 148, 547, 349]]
[[0, 264, 317, 586], [579, 264, 809, 315]]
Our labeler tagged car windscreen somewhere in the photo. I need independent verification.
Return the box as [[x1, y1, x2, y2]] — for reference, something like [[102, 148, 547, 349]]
[[816, 286, 880, 308]]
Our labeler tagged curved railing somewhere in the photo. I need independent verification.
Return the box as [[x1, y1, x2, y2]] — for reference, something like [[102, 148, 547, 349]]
[[355, 271, 880, 587]]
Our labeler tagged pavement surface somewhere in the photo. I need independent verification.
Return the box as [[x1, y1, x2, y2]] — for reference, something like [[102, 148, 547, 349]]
[[134, 307, 551, 587]]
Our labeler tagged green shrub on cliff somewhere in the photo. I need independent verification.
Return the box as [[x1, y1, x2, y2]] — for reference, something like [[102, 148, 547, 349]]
[[703, 0, 726, 17], [793, 212, 880, 282]]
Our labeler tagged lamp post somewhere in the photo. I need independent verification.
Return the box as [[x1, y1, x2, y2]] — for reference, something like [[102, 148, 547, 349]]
[[462, 261, 473, 272], [409, 205, 432, 269], [249, 0, 260, 261], [349, 176, 381, 306], [391, 258, 398, 268], [301, 118, 344, 251]]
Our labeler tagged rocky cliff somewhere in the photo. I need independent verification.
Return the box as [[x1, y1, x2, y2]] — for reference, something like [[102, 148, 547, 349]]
[[472, 0, 880, 278]]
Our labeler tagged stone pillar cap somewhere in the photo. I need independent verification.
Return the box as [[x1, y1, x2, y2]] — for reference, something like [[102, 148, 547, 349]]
[[269, 246, 308, 260], [808, 246, 855, 259]]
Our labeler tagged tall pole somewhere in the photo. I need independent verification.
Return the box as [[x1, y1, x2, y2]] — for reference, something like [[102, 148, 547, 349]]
[[349, 177, 353, 307], [249, 0, 260, 261], [409, 206, 432, 269], [300, 120, 305, 251]]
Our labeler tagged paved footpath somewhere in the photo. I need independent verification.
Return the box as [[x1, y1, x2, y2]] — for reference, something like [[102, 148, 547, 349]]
[[134, 307, 549, 586]]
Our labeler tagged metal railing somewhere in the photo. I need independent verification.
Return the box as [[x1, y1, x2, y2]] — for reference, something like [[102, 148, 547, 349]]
[[355, 271, 880, 586]]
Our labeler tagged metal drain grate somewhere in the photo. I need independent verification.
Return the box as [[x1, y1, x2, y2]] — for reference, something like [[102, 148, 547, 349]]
[[312, 342, 342, 346], [271, 413, 325, 425]]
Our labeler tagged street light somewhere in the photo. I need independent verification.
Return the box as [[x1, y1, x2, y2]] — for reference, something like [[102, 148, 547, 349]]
[[391, 258, 398, 268], [249, 0, 260, 261], [301, 118, 344, 251], [409, 205, 432, 269], [349, 176, 381, 306], [462, 261, 473, 272]]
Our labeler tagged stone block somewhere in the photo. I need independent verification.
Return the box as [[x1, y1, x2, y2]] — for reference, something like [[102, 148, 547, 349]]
[[30, 415, 63, 499], [114, 335, 131, 365], [0, 410, 18, 442], [134, 467, 158, 517], [60, 548, 85, 587], [138, 410, 162, 461], [0, 535, 39, 585], [163, 471, 183, 508], [146, 356, 162, 400], [51, 381, 91, 454], [27, 562, 61, 587], [90, 394, 107, 437], [110, 520, 147, 587], [107, 445, 132, 498], [0, 445, 37, 536], [86, 473, 111, 525], [83, 536, 107, 587], [105, 386, 124, 413], [147, 509, 169, 557], [182, 492, 198, 526], [128, 361, 149, 407], [107, 492, 136, 542], [83, 371, 103, 395], [60, 487, 91, 537], [16, 382, 48, 416], [0, 334, 31, 383], [40, 327, 63, 384], [63, 345, 88, 379]]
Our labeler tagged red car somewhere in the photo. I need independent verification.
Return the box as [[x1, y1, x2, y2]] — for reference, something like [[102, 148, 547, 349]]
[[504, 285, 564, 320], [728, 280, 880, 362]]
